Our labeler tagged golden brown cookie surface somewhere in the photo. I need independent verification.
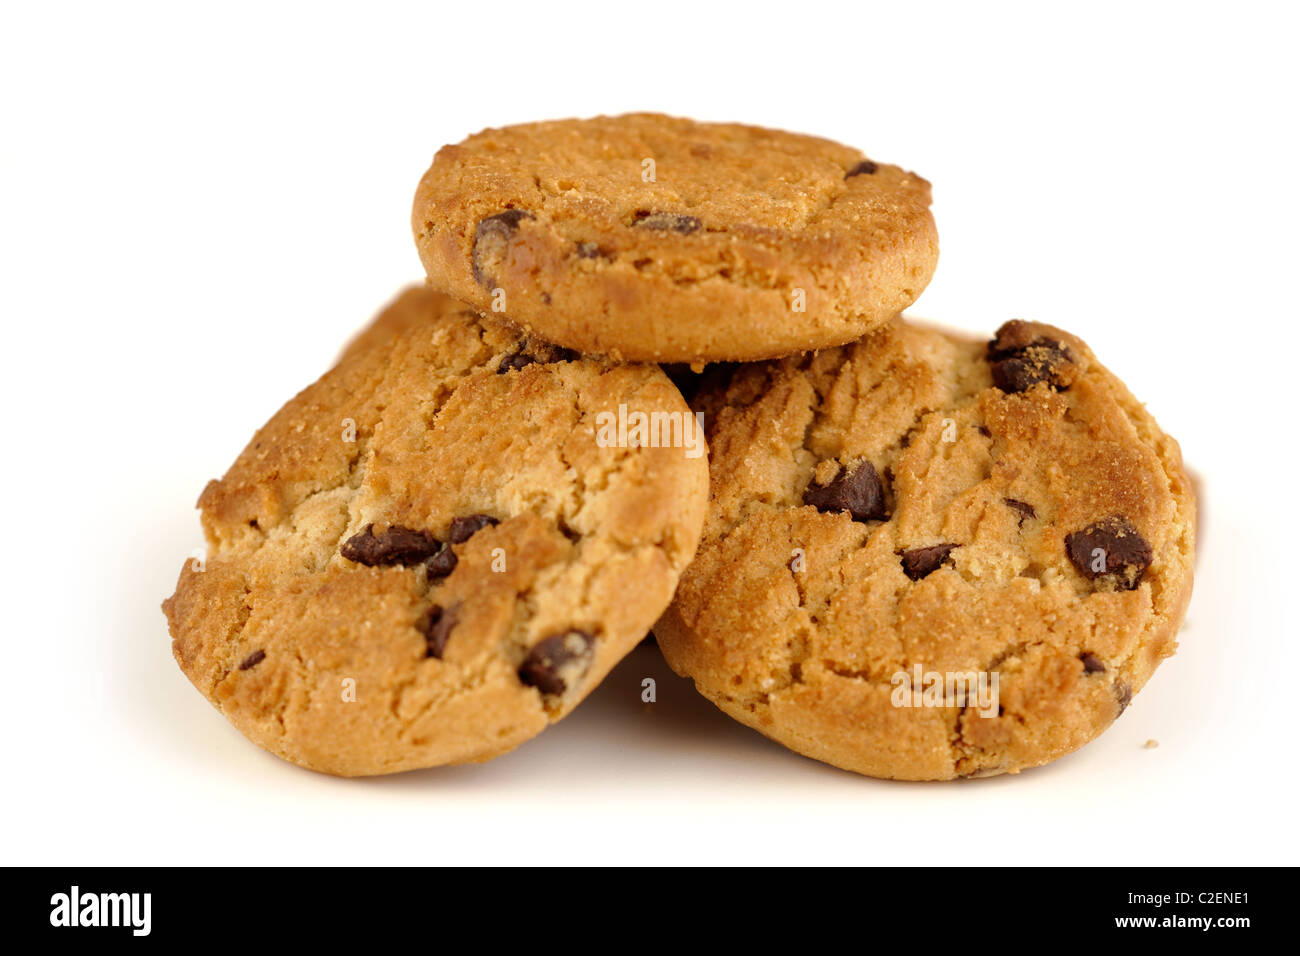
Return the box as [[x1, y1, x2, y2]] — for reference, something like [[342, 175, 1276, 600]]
[[656, 318, 1195, 780], [412, 113, 938, 362], [164, 287, 708, 775]]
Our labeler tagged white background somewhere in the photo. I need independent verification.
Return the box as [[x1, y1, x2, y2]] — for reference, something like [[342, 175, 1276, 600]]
[[2, 1, 1296, 865]]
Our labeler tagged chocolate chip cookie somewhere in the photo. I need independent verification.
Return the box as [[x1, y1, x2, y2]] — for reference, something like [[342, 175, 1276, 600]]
[[655, 319, 1195, 780], [163, 286, 708, 775], [412, 113, 938, 363]]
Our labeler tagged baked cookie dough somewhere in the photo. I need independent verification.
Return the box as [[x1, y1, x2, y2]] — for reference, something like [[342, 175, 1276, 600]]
[[412, 113, 938, 362], [164, 287, 708, 775], [655, 318, 1195, 780]]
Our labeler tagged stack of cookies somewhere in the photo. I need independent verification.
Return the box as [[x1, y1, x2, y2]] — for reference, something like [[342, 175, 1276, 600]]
[[164, 114, 1195, 780]]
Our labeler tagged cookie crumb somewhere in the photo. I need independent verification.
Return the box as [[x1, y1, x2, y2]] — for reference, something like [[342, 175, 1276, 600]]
[[1143, 738, 1159, 749]]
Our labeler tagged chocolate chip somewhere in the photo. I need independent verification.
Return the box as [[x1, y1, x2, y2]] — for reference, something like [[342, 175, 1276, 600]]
[[987, 320, 1075, 394], [497, 342, 580, 374], [1004, 498, 1036, 525], [238, 649, 265, 671], [518, 630, 594, 696], [576, 242, 602, 259], [540, 292, 551, 305], [988, 320, 1056, 357], [1114, 680, 1133, 715], [846, 159, 879, 177], [1080, 652, 1106, 674], [471, 209, 534, 288], [498, 347, 537, 374], [632, 211, 702, 234], [1065, 515, 1153, 591], [425, 546, 457, 579], [341, 524, 441, 566], [898, 544, 959, 581], [803, 461, 887, 522], [448, 513, 499, 544], [421, 604, 458, 659], [991, 354, 1069, 393]]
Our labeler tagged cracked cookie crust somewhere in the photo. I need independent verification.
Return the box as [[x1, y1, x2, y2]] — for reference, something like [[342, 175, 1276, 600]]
[[163, 286, 708, 776], [411, 113, 939, 363], [654, 318, 1195, 780]]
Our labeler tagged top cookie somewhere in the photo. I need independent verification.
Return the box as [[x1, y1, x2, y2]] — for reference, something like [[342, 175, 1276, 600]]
[[163, 286, 708, 775], [655, 318, 1195, 780], [412, 113, 938, 363]]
